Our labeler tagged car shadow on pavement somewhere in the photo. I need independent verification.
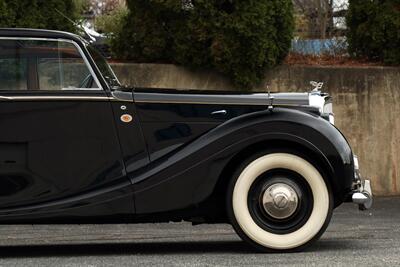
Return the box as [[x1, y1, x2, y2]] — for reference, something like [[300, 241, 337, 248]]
[[0, 241, 252, 258], [0, 239, 358, 258]]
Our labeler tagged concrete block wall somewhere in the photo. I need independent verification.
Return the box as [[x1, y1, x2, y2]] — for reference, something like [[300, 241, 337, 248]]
[[111, 63, 400, 196]]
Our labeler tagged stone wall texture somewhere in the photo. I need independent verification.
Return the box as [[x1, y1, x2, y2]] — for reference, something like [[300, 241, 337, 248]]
[[111, 63, 400, 196]]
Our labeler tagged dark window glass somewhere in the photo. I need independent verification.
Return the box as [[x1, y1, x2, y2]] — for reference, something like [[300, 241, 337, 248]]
[[87, 45, 120, 88], [0, 57, 28, 90], [0, 39, 99, 90]]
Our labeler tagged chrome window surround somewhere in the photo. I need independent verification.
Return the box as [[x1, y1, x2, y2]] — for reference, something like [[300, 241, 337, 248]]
[[0, 37, 103, 91]]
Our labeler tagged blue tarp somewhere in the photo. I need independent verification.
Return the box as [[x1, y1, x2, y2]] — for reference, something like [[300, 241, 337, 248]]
[[291, 38, 348, 55]]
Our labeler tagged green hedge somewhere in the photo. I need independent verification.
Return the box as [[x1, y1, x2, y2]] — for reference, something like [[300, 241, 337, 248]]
[[113, 0, 294, 89], [347, 0, 400, 64], [0, 0, 80, 33]]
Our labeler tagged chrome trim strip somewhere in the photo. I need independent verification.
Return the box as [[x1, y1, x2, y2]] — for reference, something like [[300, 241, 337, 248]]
[[0, 95, 136, 102], [0, 92, 310, 105], [0, 37, 103, 91], [134, 92, 310, 106], [134, 100, 304, 106], [0, 95, 110, 101]]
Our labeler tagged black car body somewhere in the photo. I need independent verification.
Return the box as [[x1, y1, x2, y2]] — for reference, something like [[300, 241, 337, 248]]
[[0, 29, 372, 251]]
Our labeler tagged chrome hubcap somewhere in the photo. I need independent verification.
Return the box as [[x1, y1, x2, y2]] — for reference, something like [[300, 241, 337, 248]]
[[262, 183, 299, 220]]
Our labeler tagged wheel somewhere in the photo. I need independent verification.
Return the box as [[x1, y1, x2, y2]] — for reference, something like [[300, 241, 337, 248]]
[[227, 152, 333, 252]]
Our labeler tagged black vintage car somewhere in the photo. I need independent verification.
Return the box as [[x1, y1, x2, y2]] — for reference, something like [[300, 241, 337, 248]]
[[0, 29, 372, 252]]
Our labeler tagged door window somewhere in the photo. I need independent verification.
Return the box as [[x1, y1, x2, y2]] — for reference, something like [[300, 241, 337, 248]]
[[0, 39, 100, 90]]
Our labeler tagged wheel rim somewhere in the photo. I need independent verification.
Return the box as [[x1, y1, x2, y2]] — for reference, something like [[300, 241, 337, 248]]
[[247, 170, 314, 234]]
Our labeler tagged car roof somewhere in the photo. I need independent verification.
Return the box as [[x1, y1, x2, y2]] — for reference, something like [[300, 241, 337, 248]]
[[0, 28, 85, 43]]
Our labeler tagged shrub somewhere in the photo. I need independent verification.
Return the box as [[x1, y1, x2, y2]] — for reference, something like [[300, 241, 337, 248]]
[[95, 5, 129, 37], [0, 0, 81, 33], [0, 0, 13, 28], [113, 0, 294, 89], [347, 0, 400, 64]]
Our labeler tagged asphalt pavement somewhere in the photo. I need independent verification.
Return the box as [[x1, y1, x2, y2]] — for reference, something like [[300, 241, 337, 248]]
[[0, 197, 399, 266]]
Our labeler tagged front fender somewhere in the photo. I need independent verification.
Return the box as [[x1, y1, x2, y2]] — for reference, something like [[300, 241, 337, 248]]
[[133, 108, 354, 214]]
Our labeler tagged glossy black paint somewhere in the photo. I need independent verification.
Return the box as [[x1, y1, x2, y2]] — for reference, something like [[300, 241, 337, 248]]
[[0, 94, 118, 207], [135, 101, 261, 161], [131, 98, 353, 214], [0, 29, 355, 224], [109, 91, 149, 174], [0, 90, 135, 222]]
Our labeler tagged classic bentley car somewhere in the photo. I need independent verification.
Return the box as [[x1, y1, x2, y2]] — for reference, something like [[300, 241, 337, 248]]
[[0, 28, 372, 252]]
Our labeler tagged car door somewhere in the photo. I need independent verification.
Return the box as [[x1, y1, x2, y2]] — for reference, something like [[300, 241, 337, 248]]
[[0, 37, 129, 211]]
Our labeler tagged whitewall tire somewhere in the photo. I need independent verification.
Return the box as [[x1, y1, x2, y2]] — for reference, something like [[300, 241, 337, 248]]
[[227, 152, 332, 252]]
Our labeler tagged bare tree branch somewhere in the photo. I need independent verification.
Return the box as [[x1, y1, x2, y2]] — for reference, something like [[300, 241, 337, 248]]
[[293, 0, 348, 38]]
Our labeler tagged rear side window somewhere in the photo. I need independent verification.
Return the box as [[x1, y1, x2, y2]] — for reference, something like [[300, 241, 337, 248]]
[[0, 58, 28, 90], [0, 39, 100, 90]]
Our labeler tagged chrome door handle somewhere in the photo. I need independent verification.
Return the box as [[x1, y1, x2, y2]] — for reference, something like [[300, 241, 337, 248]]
[[211, 110, 227, 116], [0, 96, 12, 100]]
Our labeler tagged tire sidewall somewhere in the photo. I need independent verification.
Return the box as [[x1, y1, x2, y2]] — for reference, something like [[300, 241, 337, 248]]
[[226, 150, 333, 252]]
